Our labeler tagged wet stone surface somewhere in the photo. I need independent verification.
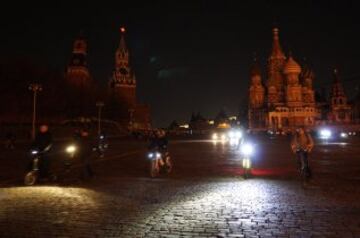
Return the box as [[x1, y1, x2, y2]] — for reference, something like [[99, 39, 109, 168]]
[[1, 137, 360, 237]]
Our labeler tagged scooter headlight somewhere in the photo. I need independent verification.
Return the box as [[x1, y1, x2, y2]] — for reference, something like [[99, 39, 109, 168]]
[[236, 131, 242, 138], [31, 150, 38, 155], [66, 145, 76, 153], [148, 153, 154, 159], [241, 143, 254, 156], [212, 133, 218, 140], [340, 132, 348, 138], [228, 131, 235, 138], [156, 153, 161, 158], [319, 129, 331, 139]]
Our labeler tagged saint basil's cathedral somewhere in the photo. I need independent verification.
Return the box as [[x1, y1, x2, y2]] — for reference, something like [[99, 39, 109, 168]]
[[248, 27, 353, 132]]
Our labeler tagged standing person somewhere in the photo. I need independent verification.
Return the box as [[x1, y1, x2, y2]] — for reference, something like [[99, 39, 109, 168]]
[[76, 129, 94, 179], [291, 127, 314, 180], [32, 124, 53, 179]]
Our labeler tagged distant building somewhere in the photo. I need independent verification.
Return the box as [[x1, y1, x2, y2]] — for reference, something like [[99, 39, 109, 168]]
[[66, 33, 92, 89], [65, 33, 95, 118], [189, 112, 211, 133], [108, 28, 151, 131], [248, 27, 317, 132], [328, 69, 352, 124], [248, 27, 358, 132]]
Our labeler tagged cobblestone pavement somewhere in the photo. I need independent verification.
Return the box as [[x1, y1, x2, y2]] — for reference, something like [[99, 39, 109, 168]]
[[1, 137, 360, 237]]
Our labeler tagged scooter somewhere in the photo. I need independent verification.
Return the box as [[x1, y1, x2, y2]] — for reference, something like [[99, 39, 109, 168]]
[[240, 142, 254, 179], [24, 145, 53, 186], [147, 150, 172, 178], [92, 134, 108, 158], [64, 144, 77, 172]]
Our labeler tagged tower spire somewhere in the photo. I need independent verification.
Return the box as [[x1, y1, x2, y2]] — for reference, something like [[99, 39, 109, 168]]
[[119, 27, 127, 51], [333, 68, 340, 83], [270, 27, 286, 60]]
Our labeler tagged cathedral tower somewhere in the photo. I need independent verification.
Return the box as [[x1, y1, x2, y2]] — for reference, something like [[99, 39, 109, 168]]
[[249, 57, 265, 108], [248, 57, 266, 129], [329, 69, 351, 123], [283, 55, 302, 107], [300, 64, 315, 106], [267, 27, 286, 106]]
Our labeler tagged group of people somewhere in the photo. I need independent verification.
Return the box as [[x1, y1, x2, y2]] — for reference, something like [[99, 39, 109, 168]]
[[21, 122, 315, 182], [29, 124, 96, 181]]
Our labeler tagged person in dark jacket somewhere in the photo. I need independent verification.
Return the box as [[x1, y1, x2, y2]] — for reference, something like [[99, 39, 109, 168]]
[[32, 125, 53, 178], [291, 127, 314, 179], [148, 129, 169, 167], [75, 129, 94, 179]]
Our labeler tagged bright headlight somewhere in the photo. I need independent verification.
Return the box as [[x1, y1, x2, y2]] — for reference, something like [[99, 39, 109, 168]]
[[212, 133, 218, 140], [228, 131, 235, 138], [66, 145, 76, 153], [156, 153, 161, 158], [148, 153, 154, 158], [241, 143, 254, 156], [31, 150, 38, 155], [340, 132, 348, 138], [221, 134, 226, 141], [236, 131, 242, 138], [320, 129, 331, 139]]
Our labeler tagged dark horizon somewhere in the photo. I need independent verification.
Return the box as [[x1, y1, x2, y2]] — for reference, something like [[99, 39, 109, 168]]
[[1, 0, 360, 127]]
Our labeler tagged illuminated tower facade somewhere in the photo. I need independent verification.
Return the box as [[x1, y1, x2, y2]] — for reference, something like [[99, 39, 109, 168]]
[[248, 57, 266, 129], [328, 69, 351, 123], [108, 27, 151, 130], [248, 27, 318, 131], [109, 27, 136, 108], [66, 33, 91, 88], [267, 27, 286, 106]]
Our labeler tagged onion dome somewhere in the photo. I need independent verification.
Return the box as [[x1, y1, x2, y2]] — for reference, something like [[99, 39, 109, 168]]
[[283, 56, 301, 74]]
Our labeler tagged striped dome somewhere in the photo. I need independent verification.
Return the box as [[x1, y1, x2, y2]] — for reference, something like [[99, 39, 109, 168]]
[[283, 56, 301, 74]]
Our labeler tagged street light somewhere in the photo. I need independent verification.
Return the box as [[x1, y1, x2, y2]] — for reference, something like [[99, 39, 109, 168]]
[[29, 83, 42, 140], [96, 101, 105, 135]]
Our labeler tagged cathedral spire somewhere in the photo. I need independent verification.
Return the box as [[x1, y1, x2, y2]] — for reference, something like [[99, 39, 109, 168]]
[[333, 68, 340, 83], [250, 53, 261, 77], [270, 27, 286, 60]]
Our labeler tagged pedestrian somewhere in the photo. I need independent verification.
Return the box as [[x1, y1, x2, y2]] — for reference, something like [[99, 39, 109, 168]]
[[75, 129, 94, 179], [291, 127, 314, 180], [32, 124, 53, 179]]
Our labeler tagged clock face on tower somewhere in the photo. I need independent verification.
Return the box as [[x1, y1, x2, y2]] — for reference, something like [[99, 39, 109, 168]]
[[119, 67, 128, 75]]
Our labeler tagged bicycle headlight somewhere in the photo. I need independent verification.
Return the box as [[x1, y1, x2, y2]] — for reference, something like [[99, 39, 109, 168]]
[[66, 145, 76, 153], [241, 143, 254, 156]]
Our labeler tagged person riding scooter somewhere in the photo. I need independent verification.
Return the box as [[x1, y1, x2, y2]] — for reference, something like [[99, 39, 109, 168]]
[[30, 124, 53, 179], [148, 129, 169, 167]]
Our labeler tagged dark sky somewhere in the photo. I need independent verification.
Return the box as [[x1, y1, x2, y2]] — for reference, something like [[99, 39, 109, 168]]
[[1, 0, 360, 127]]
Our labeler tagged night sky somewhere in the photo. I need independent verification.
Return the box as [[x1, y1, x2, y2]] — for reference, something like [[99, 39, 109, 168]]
[[1, 0, 360, 127]]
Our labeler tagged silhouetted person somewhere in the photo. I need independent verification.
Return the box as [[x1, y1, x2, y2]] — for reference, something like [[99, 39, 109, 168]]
[[291, 127, 314, 179], [76, 129, 94, 179], [32, 125, 53, 178]]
